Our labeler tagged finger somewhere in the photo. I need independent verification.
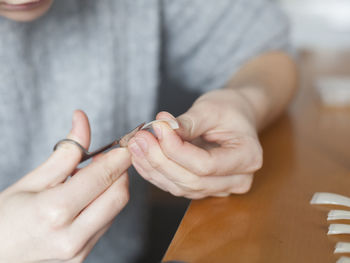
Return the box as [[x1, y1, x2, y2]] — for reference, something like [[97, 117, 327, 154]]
[[91, 153, 105, 162], [128, 132, 201, 195], [168, 174, 253, 198], [194, 173, 254, 195], [20, 110, 91, 190], [130, 131, 254, 197], [153, 118, 262, 176], [74, 221, 112, 262], [54, 147, 131, 218], [156, 111, 222, 176], [131, 155, 180, 195], [157, 109, 213, 141], [129, 130, 254, 197], [71, 173, 129, 241], [212, 193, 231, 197]]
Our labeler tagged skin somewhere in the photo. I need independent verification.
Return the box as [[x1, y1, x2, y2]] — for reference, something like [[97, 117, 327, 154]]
[[0, 0, 53, 22], [0, 3, 298, 261], [0, 111, 131, 262], [0, 4, 131, 261], [128, 52, 298, 199]]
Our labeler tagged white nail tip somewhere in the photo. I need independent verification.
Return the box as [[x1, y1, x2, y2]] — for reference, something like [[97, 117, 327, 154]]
[[337, 257, 350, 263], [310, 192, 350, 208], [328, 210, 350, 221], [328, 224, 350, 235], [335, 242, 350, 254], [142, 119, 179, 130]]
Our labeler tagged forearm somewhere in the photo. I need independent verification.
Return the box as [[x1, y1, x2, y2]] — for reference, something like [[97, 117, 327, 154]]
[[225, 51, 298, 131]]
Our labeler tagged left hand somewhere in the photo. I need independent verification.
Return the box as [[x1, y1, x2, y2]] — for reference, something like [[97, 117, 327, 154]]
[[128, 89, 263, 199]]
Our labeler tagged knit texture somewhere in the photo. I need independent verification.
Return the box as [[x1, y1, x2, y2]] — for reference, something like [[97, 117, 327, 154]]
[[0, 0, 290, 262]]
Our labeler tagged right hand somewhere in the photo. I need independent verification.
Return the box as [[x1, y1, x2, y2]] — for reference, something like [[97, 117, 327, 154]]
[[0, 110, 131, 263]]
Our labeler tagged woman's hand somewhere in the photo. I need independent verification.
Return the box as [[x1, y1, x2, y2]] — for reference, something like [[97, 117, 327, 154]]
[[0, 110, 131, 263], [128, 89, 263, 199]]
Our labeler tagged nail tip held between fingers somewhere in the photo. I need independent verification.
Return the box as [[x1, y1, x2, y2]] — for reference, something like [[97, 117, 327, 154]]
[[142, 118, 179, 130], [156, 111, 178, 123]]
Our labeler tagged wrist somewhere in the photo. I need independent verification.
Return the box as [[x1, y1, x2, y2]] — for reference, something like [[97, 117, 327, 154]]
[[194, 89, 259, 136], [233, 85, 271, 131]]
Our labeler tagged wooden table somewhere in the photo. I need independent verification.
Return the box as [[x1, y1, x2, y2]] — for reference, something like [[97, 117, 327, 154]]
[[162, 51, 350, 263]]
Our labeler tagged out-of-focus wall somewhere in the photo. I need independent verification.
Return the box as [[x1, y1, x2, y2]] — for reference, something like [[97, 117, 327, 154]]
[[278, 0, 350, 50]]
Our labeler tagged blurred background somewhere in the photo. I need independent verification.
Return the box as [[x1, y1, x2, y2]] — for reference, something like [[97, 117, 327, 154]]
[[279, 0, 350, 50], [278, 0, 350, 107], [145, 1, 350, 262]]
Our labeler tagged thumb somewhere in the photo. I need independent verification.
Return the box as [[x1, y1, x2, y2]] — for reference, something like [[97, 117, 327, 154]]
[[22, 110, 91, 190], [156, 108, 212, 141]]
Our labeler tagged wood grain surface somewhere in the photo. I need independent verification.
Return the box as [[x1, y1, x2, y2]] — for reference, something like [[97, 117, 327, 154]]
[[162, 51, 350, 263]]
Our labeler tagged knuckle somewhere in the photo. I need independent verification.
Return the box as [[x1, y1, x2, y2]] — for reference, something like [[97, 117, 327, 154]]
[[37, 200, 70, 229], [213, 192, 231, 198], [147, 157, 162, 170], [242, 139, 263, 173], [172, 175, 203, 193], [54, 234, 80, 260], [185, 193, 205, 200], [196, 161, 215, 177], [182, 181, 204, 192], [170, 187, 185, 197], [232, 175, 253, 194], [250, 145, 263, 172], [100, 164, 120, 187]]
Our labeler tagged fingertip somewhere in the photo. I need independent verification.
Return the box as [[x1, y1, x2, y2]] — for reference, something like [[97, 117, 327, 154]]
[[153, 121, 179, 141], [68, 110, 91, 149], [156, 111, 176, 121], [175, 114, 195, 140], [153, 123, 185, 158], [152, 122, 164, 141]]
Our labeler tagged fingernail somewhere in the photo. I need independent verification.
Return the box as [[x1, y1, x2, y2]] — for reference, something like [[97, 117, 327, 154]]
[[129, 142, 144, 157], [153, 125, 162, 140], [158, 117, 179, 129], [135, 137, 148, 153], [178, 116, 192, 131]]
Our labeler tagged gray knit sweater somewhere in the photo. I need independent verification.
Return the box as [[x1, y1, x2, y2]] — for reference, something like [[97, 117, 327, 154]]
[[0, 0, 290, 262]]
